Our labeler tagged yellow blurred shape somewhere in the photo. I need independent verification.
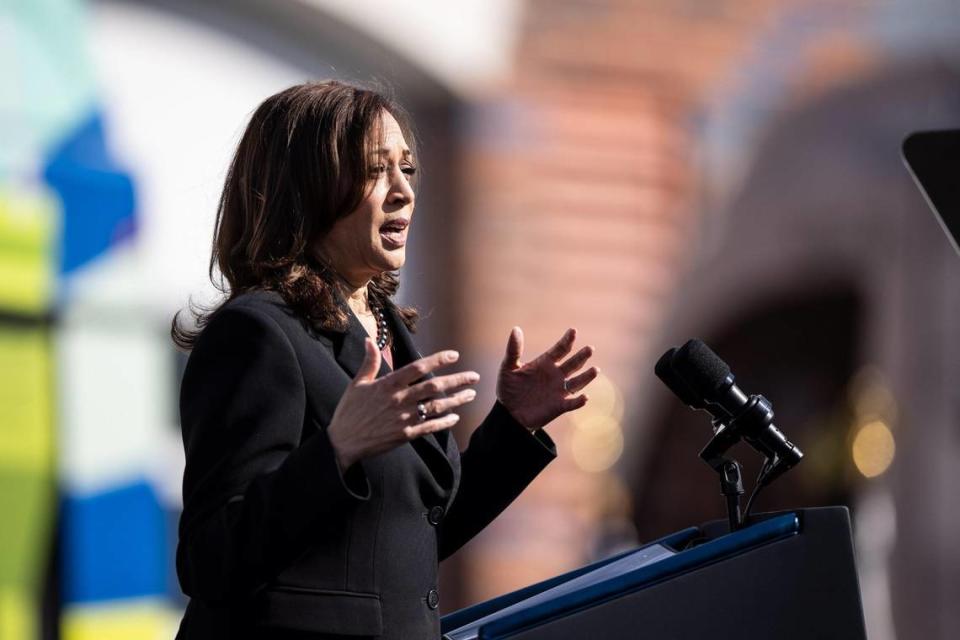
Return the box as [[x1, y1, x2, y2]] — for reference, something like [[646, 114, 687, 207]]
[[0, 188, 59, 314], [851, 420, 895, 478], [569, 372, 623, 429], [571, 415, 623, 473], [0, 325, 54, 471], [0, 588, 35, 640], [62, 600, 180, 640]]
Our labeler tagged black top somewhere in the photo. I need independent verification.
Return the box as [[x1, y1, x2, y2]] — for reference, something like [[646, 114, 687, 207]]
[[903, 129, 960, 256], [174, 289, 557, 639]]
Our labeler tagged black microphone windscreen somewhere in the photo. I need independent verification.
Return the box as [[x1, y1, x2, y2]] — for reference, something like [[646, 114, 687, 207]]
[[673, 339, 731, 399], [654, 347, 703, 408]]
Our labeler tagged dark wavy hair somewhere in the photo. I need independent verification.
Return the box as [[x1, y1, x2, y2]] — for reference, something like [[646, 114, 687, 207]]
[[172, 80, 420, 351]]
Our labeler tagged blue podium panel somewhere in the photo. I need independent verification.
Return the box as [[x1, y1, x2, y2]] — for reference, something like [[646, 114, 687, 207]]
[[441, 527, 698, 635], [444, 508, 865, 640]]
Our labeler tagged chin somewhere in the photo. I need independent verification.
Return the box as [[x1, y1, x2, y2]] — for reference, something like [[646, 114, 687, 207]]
[[377, 252, 406, 272]]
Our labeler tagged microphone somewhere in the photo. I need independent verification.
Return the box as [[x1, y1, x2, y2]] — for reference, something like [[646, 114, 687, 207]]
[[654, 347, 705, 411], [659, 339, 803, 485]]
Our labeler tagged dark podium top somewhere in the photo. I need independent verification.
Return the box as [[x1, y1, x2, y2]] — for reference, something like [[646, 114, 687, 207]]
[[443, 506, 866, 640]]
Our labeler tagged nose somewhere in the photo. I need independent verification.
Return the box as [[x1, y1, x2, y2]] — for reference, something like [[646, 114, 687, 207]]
[[387, 168, 415, 207]]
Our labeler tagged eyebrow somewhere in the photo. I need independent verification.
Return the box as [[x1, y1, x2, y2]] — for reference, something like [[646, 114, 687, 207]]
[[371, 148, 413, 157]]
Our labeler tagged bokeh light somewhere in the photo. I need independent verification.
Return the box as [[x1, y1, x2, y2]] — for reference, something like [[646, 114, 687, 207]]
[[851, 419, 896, 479], [569, 373, 625, 473], [570, 415, 624, 473]]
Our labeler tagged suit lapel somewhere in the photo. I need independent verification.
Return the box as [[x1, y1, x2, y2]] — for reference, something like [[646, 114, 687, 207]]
[[383, 304, 451, 451], [383, 303, 456, 489], [322, 296, 455, 489], [332, 300, 393, 381]]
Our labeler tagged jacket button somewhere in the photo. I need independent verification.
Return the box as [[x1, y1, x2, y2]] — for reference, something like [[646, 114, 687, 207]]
[[428, 506, 445, 526], [426, 588, 440, 610]]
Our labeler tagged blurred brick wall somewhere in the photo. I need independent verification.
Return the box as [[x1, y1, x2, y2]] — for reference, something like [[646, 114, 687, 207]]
[[448, 0, 882, 607]]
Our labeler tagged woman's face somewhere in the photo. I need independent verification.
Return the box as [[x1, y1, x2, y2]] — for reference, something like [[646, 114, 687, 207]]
[[316, 110, 417, 283]]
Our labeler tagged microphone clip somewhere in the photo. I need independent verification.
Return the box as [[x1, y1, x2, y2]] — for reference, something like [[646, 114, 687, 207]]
[[697, 394, 793, 532], [699, 421, 746, 531]]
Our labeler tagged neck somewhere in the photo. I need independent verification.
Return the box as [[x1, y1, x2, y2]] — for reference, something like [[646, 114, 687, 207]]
[[324, 264, 374, 316], [341, 281, 371, 316], [312, 248, 380, 315]]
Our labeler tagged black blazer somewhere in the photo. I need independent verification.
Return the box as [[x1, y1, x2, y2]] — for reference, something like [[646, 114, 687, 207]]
[[175, 289, 556, 639]]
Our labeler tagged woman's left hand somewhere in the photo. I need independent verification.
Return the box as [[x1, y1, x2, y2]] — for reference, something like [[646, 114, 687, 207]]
[[496, 327, 599, 432]]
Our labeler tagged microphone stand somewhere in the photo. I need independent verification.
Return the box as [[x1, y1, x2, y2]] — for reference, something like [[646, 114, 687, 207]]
[[699, 421, 747, 532], [697, 396, 798, 531]]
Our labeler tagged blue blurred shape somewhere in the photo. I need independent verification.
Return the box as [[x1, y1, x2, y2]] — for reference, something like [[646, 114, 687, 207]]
[[42, 110, 136, 274], [62, 479, 168, 604]]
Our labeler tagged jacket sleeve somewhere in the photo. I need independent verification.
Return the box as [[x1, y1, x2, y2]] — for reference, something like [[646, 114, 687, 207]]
[[176, 304, 369, 604], [437, 401, 556, 560]]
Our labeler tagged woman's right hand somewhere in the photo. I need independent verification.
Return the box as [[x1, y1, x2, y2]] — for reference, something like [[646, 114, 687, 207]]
[[327, 338, 480, 469]]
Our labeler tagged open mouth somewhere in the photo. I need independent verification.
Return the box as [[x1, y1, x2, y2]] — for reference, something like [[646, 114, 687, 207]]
[[379, 218, 409, 248]]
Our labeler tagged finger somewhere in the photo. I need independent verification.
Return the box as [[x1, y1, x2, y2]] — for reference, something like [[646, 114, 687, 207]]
[[390, 349, 460, 386], [353, 337, 381, 383], [564, 366, 599, 394], [545, 328, 576, 362], [561, 394, 589, 412], [559, 345, 594, 376], [501, 326, 523, 370], [419, 388, 478, 416], [402, 371, 480, 402], [402, 412, 461, 440]]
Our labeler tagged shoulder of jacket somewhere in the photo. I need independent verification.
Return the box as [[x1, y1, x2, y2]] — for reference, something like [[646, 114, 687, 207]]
[[223, 289, 286, 312], [190, 290, 296, 346], [217, 290, 301, 328], [215, 289, 339, 349]]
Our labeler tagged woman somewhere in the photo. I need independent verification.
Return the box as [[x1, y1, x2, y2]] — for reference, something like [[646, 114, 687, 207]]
[[172, 81, 598, 640]]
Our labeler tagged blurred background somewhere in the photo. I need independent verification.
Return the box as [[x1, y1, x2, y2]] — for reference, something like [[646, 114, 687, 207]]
[[3, 0, 960, 637]]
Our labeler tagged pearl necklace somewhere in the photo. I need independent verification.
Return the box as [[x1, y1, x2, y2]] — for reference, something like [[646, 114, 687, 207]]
[[371, 299, 390, 350]]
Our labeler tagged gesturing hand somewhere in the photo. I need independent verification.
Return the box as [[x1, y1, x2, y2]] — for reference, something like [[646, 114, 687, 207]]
[[496, 327, 599, 432], [327, 338, 480, 469]]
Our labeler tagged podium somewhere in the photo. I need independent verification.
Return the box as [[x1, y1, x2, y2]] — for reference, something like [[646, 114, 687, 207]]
[[442, 506, 866, 639]]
